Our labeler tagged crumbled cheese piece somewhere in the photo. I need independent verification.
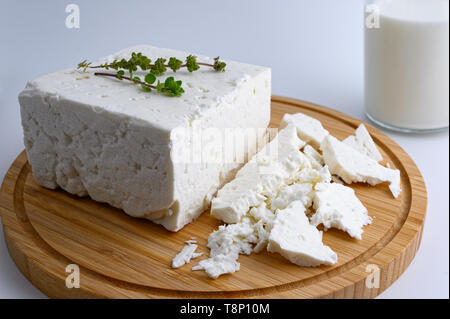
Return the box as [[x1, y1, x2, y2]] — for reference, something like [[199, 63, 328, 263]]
[[249, 203, 276, 252], [267, 200, 338, 267], [301, 165, 331, 184], [303, 144, 324, 168], [211, 124, 307, 224], [331, 175, 344, 184], [321, 135, 401, 198], [280, 113, 329, 149], [195, 202, 276, 278], [288, 165, 332, 185], [311, 183, 372, 240], [343, 124, 383, 162], [270, 183, 314, 210], [192, 253, 240, 279], [207, 217, 258, 257], [184, 238, 197, 245], [192, 217, 258, 278], [172, 244, 203, 268], [252, 221, 272, 253]]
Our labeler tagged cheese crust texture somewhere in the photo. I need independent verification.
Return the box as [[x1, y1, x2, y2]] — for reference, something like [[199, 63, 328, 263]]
[[18, 45, 271, 231]]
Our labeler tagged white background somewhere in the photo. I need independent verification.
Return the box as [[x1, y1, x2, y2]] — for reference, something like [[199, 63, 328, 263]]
[[0, 0, 448, 298]]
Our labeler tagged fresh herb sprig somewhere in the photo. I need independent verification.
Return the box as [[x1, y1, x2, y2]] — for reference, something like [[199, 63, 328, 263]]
[[79, 53, 226, 74], [77, 52, 226, 96]]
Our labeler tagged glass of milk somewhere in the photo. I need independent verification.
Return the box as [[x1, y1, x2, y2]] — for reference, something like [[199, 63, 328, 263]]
[[364, 0, 449, 132]]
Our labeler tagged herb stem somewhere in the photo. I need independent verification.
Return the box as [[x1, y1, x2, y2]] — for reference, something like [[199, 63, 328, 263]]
[[89, 62, 215, 69], [94, 72, 157, 89]]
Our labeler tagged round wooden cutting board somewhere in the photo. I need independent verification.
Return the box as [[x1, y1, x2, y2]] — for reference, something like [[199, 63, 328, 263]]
[[0, 96, 427, 299]]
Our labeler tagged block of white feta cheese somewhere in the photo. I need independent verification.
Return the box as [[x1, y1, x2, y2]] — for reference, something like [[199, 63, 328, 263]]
[[280, 113, 329, 149], [343, 124, 383, 162], [267, 200, 338, 267], [311, 183, 372, 240], [171, 244, 202, 268], [210, 124, 307, 224], [18, 45, 271, 231], [321, 135, 401, 198]]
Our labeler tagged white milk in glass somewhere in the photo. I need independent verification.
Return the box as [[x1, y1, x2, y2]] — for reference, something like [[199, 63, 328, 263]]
[[365, 0, 449, 132]]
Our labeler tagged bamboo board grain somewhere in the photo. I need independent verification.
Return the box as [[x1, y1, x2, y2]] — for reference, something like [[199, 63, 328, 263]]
[[0, 96, 427, 299]]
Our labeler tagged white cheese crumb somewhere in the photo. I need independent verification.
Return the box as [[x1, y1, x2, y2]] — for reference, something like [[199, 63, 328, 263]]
[[267, 200, 338, 267], [270, 183, 314, 210], [207, 218, 258, 257], [343, 124, 383, 162], [192, 217, 258, 278], [171, 244, 203, 269], [331, 175, 344, 184], [184, 237, 197, 245], [288, 165, 332, 185], [280, 113, 329, 149], [311, 183, 372, 240], [192, 253, 240, 279], [249, 203, 276, 252], [303, 144, 324, 169], [321, 135, 401, 198]]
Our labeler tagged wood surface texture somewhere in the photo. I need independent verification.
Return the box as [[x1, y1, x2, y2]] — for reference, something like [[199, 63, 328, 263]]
[[0, 96, 427, 298]]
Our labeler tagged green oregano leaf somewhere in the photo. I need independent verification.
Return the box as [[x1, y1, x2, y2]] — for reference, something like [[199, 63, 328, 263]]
[[145, 73, 156, 84], [150, 58, 167, 76], [213, 56, 226, 72], [168, 57, 182, 72], [116, 70, 125, 80], [185, 55, 200, 72]]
